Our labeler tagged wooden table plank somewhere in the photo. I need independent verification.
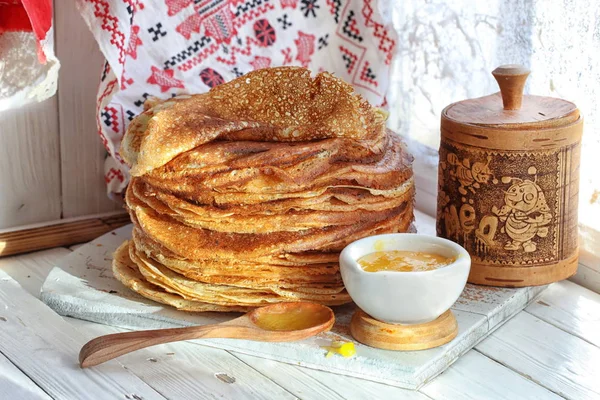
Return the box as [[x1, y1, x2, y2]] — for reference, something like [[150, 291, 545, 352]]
[[0, 212, 129, 257], [0, 247, 71, 297], [0, 270, 165, 400], [476, 312, 600, 400], [526, 280, 600, 347], [233, 353, 430, 400], [68, 318, 298, 400], [0, 352, 52, 400], [420, 350, 561, 400]]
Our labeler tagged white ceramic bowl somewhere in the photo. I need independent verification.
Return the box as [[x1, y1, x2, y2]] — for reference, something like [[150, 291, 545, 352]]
[[339, 233, 471, 325]]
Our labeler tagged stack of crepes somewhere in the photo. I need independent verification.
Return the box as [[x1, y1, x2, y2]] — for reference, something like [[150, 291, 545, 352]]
[[114, 67, 415, 312]]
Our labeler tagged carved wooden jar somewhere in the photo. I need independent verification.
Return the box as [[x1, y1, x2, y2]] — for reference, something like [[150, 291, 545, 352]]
[[436, 65, 583, 287]]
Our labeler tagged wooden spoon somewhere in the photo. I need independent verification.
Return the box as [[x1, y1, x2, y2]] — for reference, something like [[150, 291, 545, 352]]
[[79, 302, 334, 368]]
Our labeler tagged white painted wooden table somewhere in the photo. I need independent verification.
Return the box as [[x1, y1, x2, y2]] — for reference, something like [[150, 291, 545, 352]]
[[1, 212, 599, 399]]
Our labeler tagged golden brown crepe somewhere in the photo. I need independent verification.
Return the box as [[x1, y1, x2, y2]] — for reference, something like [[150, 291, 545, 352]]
[[113, 242, 250, 312], [114, 66, 415, 311]]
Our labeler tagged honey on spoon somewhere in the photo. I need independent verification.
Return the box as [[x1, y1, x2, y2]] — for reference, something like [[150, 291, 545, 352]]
[[79, 302, 334, 368]]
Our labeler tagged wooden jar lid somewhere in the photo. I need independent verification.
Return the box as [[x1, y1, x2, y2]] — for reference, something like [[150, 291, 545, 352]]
[[441, 65, 583, 151], [443, 65, 580, 130]]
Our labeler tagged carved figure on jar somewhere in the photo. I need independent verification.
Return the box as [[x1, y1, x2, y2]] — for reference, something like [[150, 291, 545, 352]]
[[491, 167, 552, 253], [446, 153, 493, 195]]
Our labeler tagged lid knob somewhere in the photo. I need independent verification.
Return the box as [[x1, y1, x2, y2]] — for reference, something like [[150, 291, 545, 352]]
[[492, 64, 530, 110]]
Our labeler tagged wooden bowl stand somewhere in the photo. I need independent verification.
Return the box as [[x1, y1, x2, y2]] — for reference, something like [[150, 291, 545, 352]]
[[350, 309, 458, 351]]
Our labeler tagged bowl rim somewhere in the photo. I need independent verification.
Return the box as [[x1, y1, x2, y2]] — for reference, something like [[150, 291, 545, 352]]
[[339, 233, 471, 276]]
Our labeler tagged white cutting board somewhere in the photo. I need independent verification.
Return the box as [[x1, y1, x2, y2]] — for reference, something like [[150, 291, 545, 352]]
[[41, 225, 545, 390]]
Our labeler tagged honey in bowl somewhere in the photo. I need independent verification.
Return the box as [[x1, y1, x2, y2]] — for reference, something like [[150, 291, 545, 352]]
[[358, 250, 455, 273]]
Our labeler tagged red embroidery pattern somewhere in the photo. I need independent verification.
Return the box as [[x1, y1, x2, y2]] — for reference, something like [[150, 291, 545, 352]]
[[294, 31, 315, 67], [344, 11, 361, 39], [97, 78, 119, 136], [120, 70, 135, 89], [333, 1, 381, 97], [280, 0, 298, 9], [201, 1, 237, 44], [362, 0, 395, 65], [165, 0, 192, 16], [87, 0, 126, 64], [281, 47, 293, 64], [126, 25, 143, 59], [102, 104, 125, 134], [176, 14, 203, 39], [97, 78, 118, 108], [233, 3, 275, 28], [250, 55, 272, 70], [253, 19, 277, 47], [339, 45, 358, 74], [325, 0, 341, 22], [122, 0, 144, 11], [147, 66, 185, 92], [176, 0, 236, 42], [178, 42, 220, 72], [200, 67, 225, 87], [216, 36, 261, 66], [359, 61, 377, 87], [105, 167, 125, 183]]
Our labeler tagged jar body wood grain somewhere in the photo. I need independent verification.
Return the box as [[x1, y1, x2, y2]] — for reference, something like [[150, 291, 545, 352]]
[[436, 101, 583, 287]]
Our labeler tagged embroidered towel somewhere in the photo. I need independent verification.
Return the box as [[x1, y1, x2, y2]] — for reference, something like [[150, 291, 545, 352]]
[[75, 0, 397, 195]]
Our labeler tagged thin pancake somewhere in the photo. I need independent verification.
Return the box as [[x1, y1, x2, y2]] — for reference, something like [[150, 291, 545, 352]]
[[130, 176, 414, 233], [112, 242, 250, 312], [122, 67, 388, 176], [132, 244, 350, 306], [129, 200, 411, 260]]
